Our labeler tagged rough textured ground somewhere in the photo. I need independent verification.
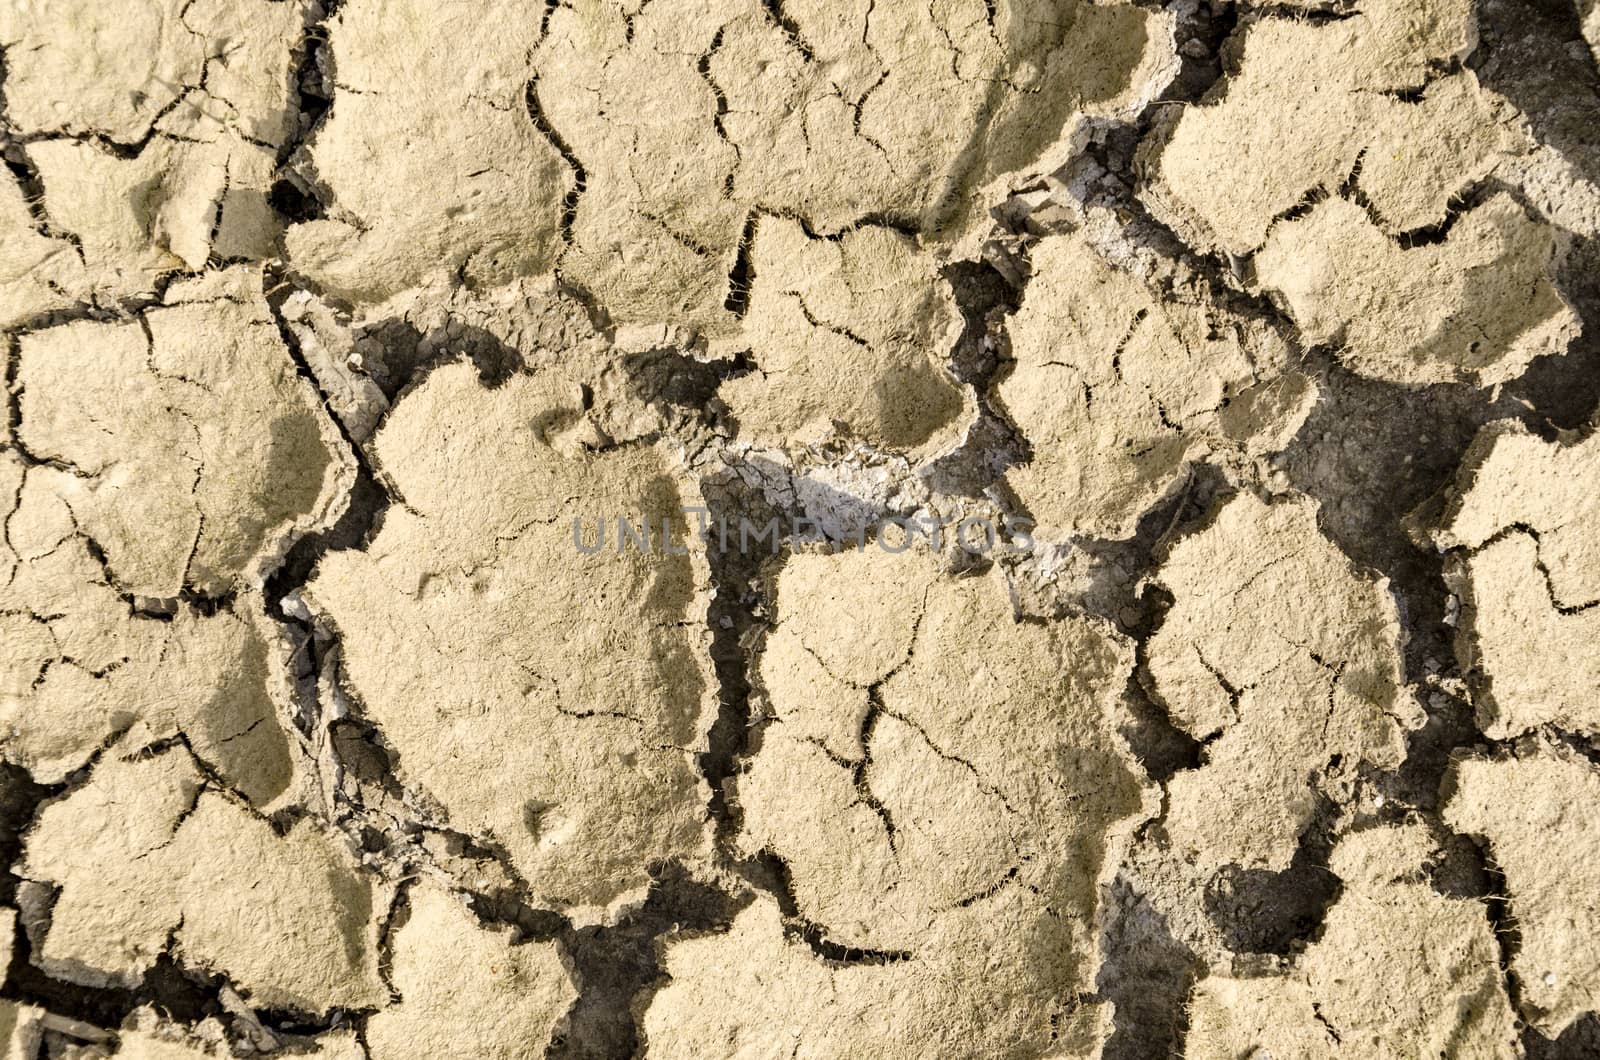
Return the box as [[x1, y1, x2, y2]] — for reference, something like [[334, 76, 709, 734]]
[[1, 0, 1598, 1056]]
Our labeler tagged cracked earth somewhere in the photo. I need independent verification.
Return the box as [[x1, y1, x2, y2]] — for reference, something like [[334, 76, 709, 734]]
[[1, 0, 1599, 1056]]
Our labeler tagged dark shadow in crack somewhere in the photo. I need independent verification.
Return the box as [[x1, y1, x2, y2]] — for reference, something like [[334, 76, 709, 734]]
[[1123, 584, 1203, 783], [1527, 1014, 1600, 1058], [922, 258, 1029, 499], [1473, 0, 1600, 186], [1504, 231, 1600, 436], [1098, 874, 1201, 1060], [465, 860, 743, 1060], [1276, 355, 1484, 808], [1203, 804, 1342, 956], [356, 318, 525, 397], [622, 345, 751, 438]]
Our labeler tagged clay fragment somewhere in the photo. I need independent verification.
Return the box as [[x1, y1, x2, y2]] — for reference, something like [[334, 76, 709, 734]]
[[1429, 421, 1600, 737], [1446, 745, 1600, 1038], [646, 546, 1146, 1058], [1187, 824, 1518, 1059], [532, 0, 1176, 332], [1147, 492, 1419, 871], [1143, 0, 1578, 387], [22, 746, 387, 1012], [2, 268, 340, 802], [14, 267, 350, 599], [0, 0, 310, 300], [306, 363, 716, 920], [1255, 193, 1577, 387], [365, 884, 576, 1060], [1144, 0, 1489, 255], [286, 0, 569, 304], [716, 217, 968, 454], [995, 229, 1313, 541]]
